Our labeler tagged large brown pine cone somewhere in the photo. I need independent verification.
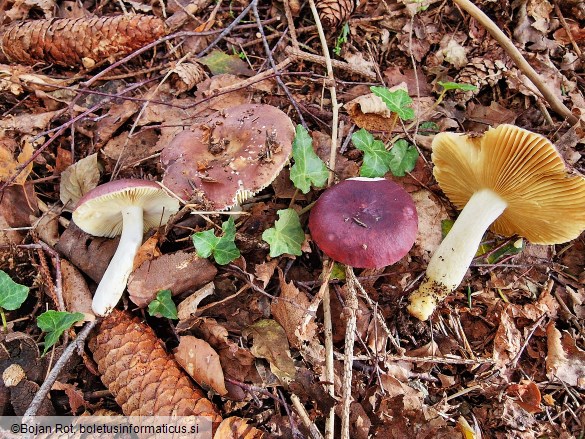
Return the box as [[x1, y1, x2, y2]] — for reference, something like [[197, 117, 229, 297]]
[[89, 310, 222, 428], [0, 14, 166, 67], [316, 0, 356, 28]]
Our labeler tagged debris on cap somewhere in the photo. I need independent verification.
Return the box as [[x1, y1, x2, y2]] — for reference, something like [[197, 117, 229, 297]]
[[161, 103, 295, 210]]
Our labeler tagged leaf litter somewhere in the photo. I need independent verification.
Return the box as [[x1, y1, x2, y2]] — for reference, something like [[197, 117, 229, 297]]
[[0, 0, 584, 437]]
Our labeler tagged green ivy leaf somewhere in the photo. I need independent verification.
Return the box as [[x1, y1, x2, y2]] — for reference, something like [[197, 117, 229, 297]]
[[370, 86, 415, 121], [262, 209, 304, 257], [37, 311, 84, 355], [437, 81, 478, 92], [192, 217, 240, 265], [352, 128, 392, 177], [289, 125, 329, 194], [388, 139, 418, 177], [148, 290, 178, 320], [0, 270, 29, 311]]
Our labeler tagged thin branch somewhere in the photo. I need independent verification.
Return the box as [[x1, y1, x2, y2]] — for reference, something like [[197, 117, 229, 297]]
[[453, 0, 578, 125], [24, 319, 98, 418]]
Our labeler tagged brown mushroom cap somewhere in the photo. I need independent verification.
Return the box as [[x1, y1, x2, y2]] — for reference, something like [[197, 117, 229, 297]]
[[432, 124, 585, 244], [161, 103, 295, 210], [72, 179, 179, 238], [308, 178, 418, 269]]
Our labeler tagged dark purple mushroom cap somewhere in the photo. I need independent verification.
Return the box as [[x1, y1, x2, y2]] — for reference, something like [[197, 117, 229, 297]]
[[308, 178, 418, 268], [73, 179, 180, 238]]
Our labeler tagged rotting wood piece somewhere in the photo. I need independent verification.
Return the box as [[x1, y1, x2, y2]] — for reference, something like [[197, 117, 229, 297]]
[[0, 14, 166, 67], [89, 310, 222, 428]]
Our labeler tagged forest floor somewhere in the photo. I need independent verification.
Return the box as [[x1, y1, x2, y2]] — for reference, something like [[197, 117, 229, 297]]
[[0, 0, 584, 438]]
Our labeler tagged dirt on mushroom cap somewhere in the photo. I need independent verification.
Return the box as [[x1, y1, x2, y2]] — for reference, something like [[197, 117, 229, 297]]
[[160, 103, 295, 210], [432, 124, 585, 244]]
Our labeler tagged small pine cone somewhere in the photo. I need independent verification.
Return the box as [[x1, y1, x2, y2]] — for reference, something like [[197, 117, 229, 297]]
[[0, 14, 166, 67], [89, 310, 221, 428], [316, 0, 356, 28], [453, 57, 507, 103]]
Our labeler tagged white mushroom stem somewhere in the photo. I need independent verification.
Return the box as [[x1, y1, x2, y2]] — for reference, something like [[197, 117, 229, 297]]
[[92, 205, 144, 316], [408, 189, 508, 321]]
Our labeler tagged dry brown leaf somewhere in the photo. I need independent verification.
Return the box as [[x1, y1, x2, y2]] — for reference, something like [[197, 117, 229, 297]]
[[60, 259, 94, 321], [493, 306, 522, 372], [59, 153, 101, 210], [271, 270, 316, 349], [546, 322, 585, 388], [254, 259, 279, 289], [214, 417, 264, 438], [51, 381, 87, 414], [127, 250, 217, 308], [102, 129, 161, 167], [0, 137, 33, 184], [174, 335, 228, 396], [131, 233, 162, 271], [177, 282, 215, 320], [345, 92, 394, 131], [506, 380, 542, 413], [243, 319, 296, 384], [0, 110, 62, 135], [411, 189, 448, 261], [0, 183, 38, 228]]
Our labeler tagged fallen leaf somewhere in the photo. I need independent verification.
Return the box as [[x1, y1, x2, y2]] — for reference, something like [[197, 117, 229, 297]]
[[244, 319, 296, 384], [214, 417, 264, 438], [254, 260, 278, 289], [493, 306, 522, 372], [177, 282, 215, 320], [271, 269, 316, 349], [51, 381, 87, 414], [0, 137, 33, 184], [60, 260, 94, 321], [131, 233, 162, 271], [127, 250, 217, 308], [198, 49, 254, 76], [507, 380, 542, 413], [59, 153, 101, 210], [546, 322, 585, 388], [174, 335, 228, 395]]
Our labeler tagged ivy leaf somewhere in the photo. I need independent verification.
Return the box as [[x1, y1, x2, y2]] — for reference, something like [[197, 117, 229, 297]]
[[370, 86, 415, 121], [198, 49, 254, 76], [192, 217, 240, 265], [437, 81, 478, 92], [388, 139, 418, 177], [289, 125, 328, 194], [148, 290, 178, 320], [352, 128, 392, 177], [262, 209, 304, 257], [0, 270, 29, 311], [37, 311, 84, 355]]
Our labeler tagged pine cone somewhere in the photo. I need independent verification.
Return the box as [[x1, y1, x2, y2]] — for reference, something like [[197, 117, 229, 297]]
[[453, 57, 508, 103], [0, 14, 166, 67], [316, 0, 356, 28], [89, 310, 221, 428]]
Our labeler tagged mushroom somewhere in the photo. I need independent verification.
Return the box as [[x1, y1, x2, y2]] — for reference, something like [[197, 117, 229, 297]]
[[407, 124, 585, 321], [308, 177, 418, 268], [161, 103, 295, 210], [72, 179, 180, 316]]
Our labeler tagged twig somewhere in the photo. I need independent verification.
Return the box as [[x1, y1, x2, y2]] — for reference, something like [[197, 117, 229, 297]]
[[290, 393, 325, 439], [340, 267, 359, 439], [252, 2, 306, 126], [552, 0, 582, 57], [322, 267, 335, 439], [23, 319, 98, 418], [307, 0, 340, 186], [196, 0, 257, 57], [282, 0, 300, 49], [285, 46, 377, 81], [453, 0, 578, 125]]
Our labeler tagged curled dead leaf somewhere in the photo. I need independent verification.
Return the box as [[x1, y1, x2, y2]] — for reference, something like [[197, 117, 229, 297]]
[[546, 322, 585, 388], [174, 335, 228, 396]]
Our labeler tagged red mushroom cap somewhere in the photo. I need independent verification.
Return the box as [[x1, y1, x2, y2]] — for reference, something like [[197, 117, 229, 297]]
[[308, 178, 418, 268]]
